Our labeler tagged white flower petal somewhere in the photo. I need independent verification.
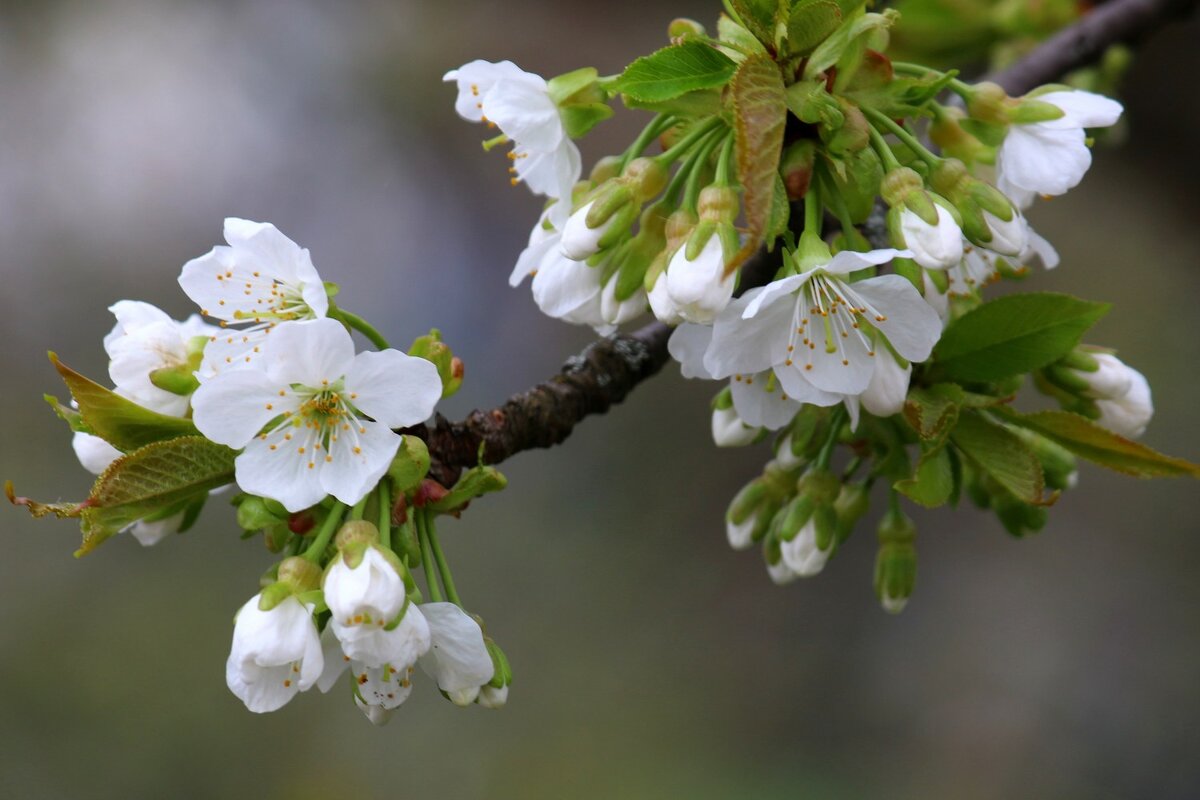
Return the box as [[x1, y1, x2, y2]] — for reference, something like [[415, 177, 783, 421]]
[[821, 247, 910, 277], [1038, 90, 1123, 129], [845, 275, 943, 363], [860, 352, 911, 418], [418, 603, 495, 693], [317, 626, 351, 693], [235, 431, 328, 513], [705, 289, 794, 379], [741, 274, 808, 319], [72, 432, 121, 475], [324, 547, 408, 626], [192, 369, 295, 448], [667, 323, 715, 380], [265, 319, 356, 388], [901, 207, 963, 270], [711, 406, 761, 447], [335, 603, 430, 669], [730, 373, 802, 430], [344, 350, 442, 429], [321, 420, 402, 508]]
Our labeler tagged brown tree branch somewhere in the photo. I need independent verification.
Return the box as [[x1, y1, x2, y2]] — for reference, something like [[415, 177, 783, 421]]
[[413, 0, 1196, 479], [988, 0, 1198, 94]]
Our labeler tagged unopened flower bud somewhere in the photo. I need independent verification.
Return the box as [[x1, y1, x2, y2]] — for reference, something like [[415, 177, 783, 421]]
[[929, 107, 991, 163], [860, 349, 912, 418], [335, 520, 380, 551], [590, 157, 622, 184], [712, 403, 761, 447], [236, 495, 288, 532], [275, 556, 322, 594], [1068, 351, 1154, 438], [408, 329, 462, 397], [562, 199, 625, 260], [874, 506, 916, 613], [965, 81, 1013, 124], [833, 483, 870, 543], [388, 435, 431, 493], [623, 157, 670, 201], [781, 140, 817, 200]]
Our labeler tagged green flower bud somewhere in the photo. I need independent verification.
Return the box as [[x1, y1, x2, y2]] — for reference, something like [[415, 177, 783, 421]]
[[408, 329, 463, 398], [388, 435, 431, 493], [274, 556, 322, 595], [781, 140, 817, 201], [833, 483, 870, 543], [965, 81, 1012, 125], [874, 507, 916, 613], [590, 157, 622, 184], [236, 495, 288, 532], [335, 520, 380, 552]]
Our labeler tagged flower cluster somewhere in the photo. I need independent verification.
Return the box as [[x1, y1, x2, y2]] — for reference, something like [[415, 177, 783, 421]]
[[445, 6, 1182, 614]]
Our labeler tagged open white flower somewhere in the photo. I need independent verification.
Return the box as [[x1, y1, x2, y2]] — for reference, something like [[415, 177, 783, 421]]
[[226, 593, 323, 714], [418, 603, 496, 707], [191, 318, 441, 512], [178, 218, 329, 379], [705, 249, 941, 412], [324, 546, 408, 631], [103, 301, 219, 416], [317, 626, 420, 720], [333, 601, 431, 670], [669, 321, 804, 432], [996, 89, 1123, 205], [444, 60, 581, 225]]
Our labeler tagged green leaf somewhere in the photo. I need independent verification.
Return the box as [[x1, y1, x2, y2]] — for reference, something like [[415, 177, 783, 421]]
[[765, 172, 790, 249], [623, 88, 723, 118], [895, 445, 953, 508], [951, 411, 1045, 505], [804, 10, 897, 80], [930, 293, 1110, 384], [786, 0, 843, 55], [78, 436, 236, 555], [728, 53, 787, 274], [611, 41, 738, 103], [730, 0, 787, 49], [903, 383, 963, 446], [995, 409, 1200, 479], [44, 393, 91, 433], [51, 352, 200, 451], [717, 12, 768, 60]]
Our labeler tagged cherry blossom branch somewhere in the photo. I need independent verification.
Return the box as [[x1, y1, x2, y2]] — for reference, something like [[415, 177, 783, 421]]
[[988, 0, 1198, 94], [414, 0, 1195, 479]]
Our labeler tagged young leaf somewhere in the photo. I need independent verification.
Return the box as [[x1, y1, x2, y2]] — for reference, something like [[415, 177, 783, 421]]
[[717, 12, 768, 60], [895, 446, 954, 508], [951, 411, 1045, 505], [611, 41, 738, 103], [728, 53, 787, 274], [930, 293, 1110, 384], [6, 480, 87, 520], [51, 353, 200, 451], [804, 10, 897, 80], [903, 383, 964, 445], [730, 0, 787, 49], [765, 173, 790, 248], [995, 408, 1200, 479], [785, 0, 843, 56], [623, 89, 723, 118], [77, 436, 236, 556], [44, 394, 91, 434]]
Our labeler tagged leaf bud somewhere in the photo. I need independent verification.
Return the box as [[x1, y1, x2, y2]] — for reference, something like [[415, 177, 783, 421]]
[[408, 329, 463, 398], [668, 17, 706, 39], [236, 495, 288, 532], [781, 140, 817, 200]]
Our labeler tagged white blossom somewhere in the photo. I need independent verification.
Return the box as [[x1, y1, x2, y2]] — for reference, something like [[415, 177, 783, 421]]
[[178, 218, 329, 379], [661, 236, 735, 324], [417, 602, 495, 706], [996, 90, 1123, 205], [103, 301, 219, 416], [226, 594, 324, 713], [900, 206, 963, 270], [1072, 353, 1154, 438], [779, 519, 832, 577], [191, 318, 441, 512], [478, 685, 509, 709], [859, 350, 911, 418], [560, 200, 619, 261], [979, 208, 1027, 256], [711, 405, 761, 448], [444, 60, 581, 225], [705, 249, 940, 412]]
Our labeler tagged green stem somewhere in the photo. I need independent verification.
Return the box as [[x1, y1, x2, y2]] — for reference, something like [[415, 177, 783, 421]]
[[621, 114, 675, 171], [842, 456, 864, 481], [815, 407, 846, 470], [349, 495, 368, 521], [866, 120, 904, 171], [864, 108, 940, 168], [804, 182, 823, 237], [682, 129, 726, 211], [426, 517, 464, 607], [714, 133, 736, 187], [656, 117, 724, 165], [303, 502, 347, 563], [329, 306, 391, 350], [891, 62, 973, 97], [415, 510, 444, 603], [817, 163, 859, 242], [378, 480, 392, 551]]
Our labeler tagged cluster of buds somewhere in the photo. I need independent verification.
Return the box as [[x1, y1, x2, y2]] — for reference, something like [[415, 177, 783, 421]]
[[1037, 348, 1154, 439]]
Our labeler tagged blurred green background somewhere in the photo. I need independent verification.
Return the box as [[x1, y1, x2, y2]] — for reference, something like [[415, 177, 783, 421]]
[[1, 1, 1198, 798]]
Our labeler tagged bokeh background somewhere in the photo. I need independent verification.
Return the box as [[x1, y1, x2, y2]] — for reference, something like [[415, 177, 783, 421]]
[[1, 1, 1198, 798]]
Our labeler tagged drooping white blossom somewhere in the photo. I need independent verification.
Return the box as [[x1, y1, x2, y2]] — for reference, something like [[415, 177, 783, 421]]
[[417, 602, 496, 707], [706, 249, 940, 415], [191, 318, 442, 512], [103, 301, 219, 416], [859, 350, 911, 418], [178, 218, 329, 379], [444, 60, 581, 225], [900, 206, 963, 270], [560, 200, 619, 261], [711, 405, 761, 448], [660, 235, 736, 324], [226, 593, 324, 713], [996, 90, 1123, 206], [779, 519, 833, 577]]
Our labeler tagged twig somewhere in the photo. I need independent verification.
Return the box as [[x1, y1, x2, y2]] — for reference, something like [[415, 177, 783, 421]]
[[988, 0, 1198, 94]]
